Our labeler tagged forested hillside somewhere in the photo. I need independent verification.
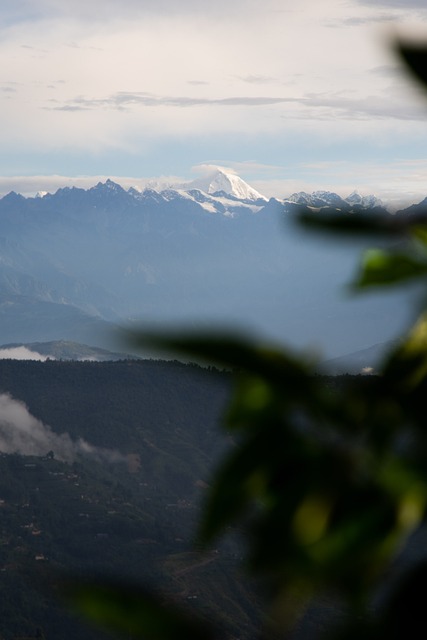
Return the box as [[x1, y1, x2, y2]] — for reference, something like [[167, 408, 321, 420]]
[[0, 359, 263, 640]]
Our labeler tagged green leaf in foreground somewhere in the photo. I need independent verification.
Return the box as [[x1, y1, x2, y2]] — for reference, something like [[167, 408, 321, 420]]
[[352, 248, 427, 289], [64, 581, 213, 640], [383, 312, 427, 390]]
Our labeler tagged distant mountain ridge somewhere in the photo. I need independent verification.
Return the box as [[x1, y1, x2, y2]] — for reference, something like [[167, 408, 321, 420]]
[[0, 168, 420, 358], [5, 169, 386, 214], [0, 167, 393, 235], [286, 189, 384, 211], [26, 169, 268, 216], [320, 341, 397, 375]]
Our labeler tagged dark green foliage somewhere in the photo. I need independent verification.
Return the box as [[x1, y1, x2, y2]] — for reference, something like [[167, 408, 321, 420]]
[[352, 249, 427, 288]]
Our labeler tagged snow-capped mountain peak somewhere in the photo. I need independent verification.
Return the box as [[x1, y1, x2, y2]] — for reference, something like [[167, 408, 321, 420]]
[[346, 191, 383, 208], [188, 169, 266, 202]]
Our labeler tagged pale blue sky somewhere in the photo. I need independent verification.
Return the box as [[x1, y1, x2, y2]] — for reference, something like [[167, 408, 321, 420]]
[[1, 0, 427, 204]]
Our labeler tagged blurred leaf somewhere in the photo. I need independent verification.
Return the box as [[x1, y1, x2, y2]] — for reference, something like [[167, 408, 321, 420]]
[[129, 330, 296, 373], [384, 312, 427, 388], [298, 209, 427, 239], [396, 42, 427, 91], [225, 375, 279, 429], [298, 210, 405, 237], [411, 224, 427, 247], [64, 581, 213, 640], [129, 331, 317, 399], [198, 431, 265, 541], [292, 494, 332, 546], [352, 249, 427, 288]]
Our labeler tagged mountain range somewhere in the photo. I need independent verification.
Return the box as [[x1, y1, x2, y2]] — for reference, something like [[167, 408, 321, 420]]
[[0, 169, 418, 360]]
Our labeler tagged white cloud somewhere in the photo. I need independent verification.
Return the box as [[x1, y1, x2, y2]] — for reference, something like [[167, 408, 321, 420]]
[[0, 0, 426, 185], [0, 392, 128, 463], [0, 347, 51, 361], [191, 163, 237, 177], [0, 2, 395, 133]]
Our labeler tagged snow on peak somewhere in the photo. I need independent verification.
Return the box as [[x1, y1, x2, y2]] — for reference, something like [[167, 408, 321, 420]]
[[346, 191, 383, 208], [286, 190, 384, 210], [189, 169, 266, 202]]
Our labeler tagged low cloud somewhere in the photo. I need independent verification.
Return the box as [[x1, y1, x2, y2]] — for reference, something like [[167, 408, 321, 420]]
[[187, 80, 209, 86], [47, 88, 427, 124], [340, 14, 397, 26], [0, 347, 51, 361], [49, 91, 299, 112], [191, 163, 237, 177], [301, 91, 426, 122], [0, 393, 127, 464], [193, 161, 285, 177], [369, 65, 401, 77], [237, 75, 277, 85]]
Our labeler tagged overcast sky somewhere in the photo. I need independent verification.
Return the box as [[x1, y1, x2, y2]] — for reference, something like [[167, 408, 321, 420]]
[[1, 0, 427, 203]]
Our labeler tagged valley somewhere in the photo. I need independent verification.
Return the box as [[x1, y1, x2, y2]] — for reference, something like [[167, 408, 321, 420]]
[[0, 358, 265, 640]]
